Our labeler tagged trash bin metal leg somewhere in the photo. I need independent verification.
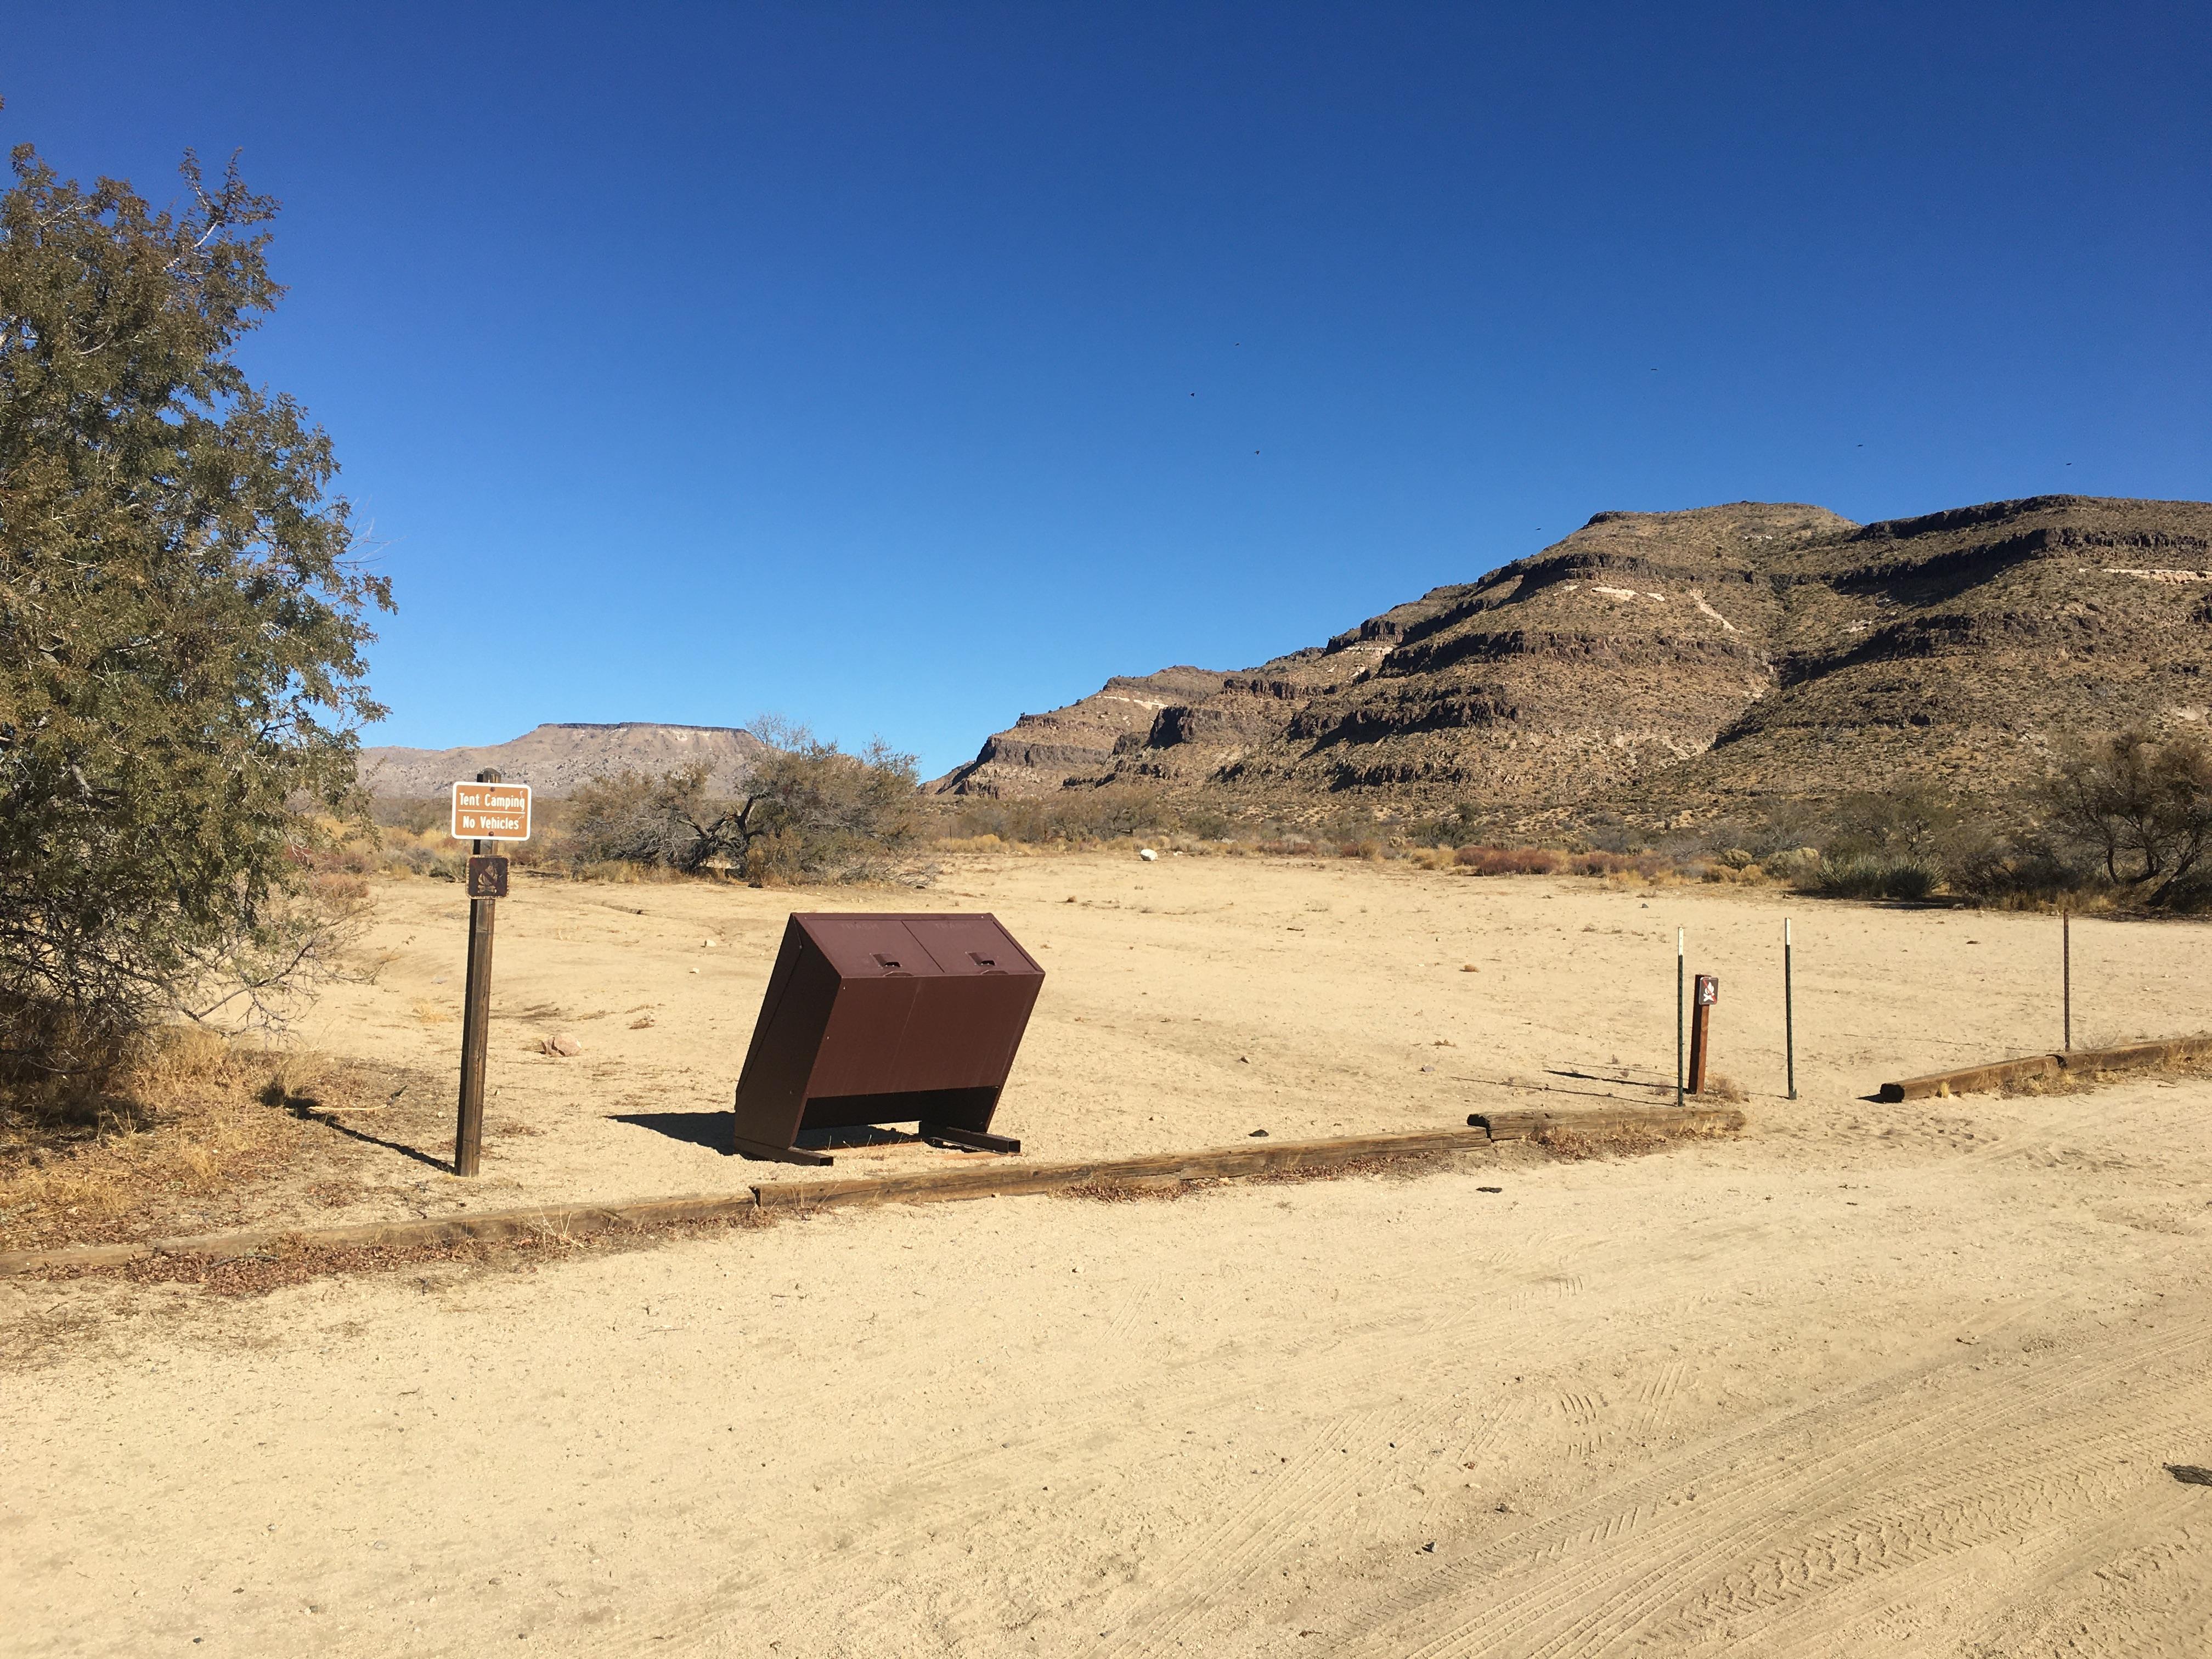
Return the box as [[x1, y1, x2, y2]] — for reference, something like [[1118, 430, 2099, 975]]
[[921, 1124, 1021, 1154], [732, 1132, 836, 1166]]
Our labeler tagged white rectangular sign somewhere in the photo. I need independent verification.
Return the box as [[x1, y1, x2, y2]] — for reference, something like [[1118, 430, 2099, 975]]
[[450, 781, 532, 841]]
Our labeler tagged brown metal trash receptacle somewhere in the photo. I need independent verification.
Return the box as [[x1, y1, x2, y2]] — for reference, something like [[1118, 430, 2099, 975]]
[[731, 913, 1045, 1165]]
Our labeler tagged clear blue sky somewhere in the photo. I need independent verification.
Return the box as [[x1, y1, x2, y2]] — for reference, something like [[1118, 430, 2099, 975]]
[[9, 3, 2208, 774]]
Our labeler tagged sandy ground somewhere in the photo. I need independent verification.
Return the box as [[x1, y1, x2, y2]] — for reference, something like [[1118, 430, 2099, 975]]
[[5, 853, 2212, 1654]]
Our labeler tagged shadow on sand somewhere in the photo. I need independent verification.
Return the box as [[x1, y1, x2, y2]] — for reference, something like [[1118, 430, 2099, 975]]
[[608, 1114, 928, 1155]]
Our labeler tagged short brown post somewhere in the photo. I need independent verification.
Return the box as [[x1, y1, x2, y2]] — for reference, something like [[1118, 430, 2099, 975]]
[[1687, 973, 1718, 1095], [454, 772, 501, 1177]]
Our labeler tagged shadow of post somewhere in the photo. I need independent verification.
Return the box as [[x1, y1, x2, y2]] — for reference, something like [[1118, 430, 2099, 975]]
[[267, 1086, 454, 1174]]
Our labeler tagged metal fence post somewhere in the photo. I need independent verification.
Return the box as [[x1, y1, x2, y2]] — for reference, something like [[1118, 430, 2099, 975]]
[[2062, 909, 2072, 1053], [1784, 917, 1797, 1099], [1676, 928, 1686, 1109]]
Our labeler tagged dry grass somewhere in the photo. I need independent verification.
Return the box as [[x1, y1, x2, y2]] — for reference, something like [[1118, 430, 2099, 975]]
[[3, 1203, 788, 1303], [1059, 1175, 1202, 1203], [1455, 845, 1565, 876], [1532, 1117, 1740, 1161], [138, 1207, 782, 1296], [0, 1030, 440, 1254], [1697, 1072, 1751, 1103], [2001, 1053, 2212, 1098], [0, 1030, 292, 1250]]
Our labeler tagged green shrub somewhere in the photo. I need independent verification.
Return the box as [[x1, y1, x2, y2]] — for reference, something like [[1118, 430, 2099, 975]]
[[1805, 855, 1940, 901], [1883, 861, 1939, 901], [1943, 839, 2096, 907]]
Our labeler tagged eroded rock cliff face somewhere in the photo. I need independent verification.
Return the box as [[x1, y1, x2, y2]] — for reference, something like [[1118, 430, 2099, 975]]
[[933, 495, 2212, 827], [1640, 495, 2212, 823], [928, 667, 1241, 797]]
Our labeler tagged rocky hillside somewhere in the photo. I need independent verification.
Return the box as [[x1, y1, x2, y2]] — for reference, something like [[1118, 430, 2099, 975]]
[[360, 723, 762, 800], [933, 495, 2212, 830]]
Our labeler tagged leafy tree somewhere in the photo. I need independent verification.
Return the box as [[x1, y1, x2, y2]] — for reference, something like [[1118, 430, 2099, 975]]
[[566, 763, 756, 873], [1, 126, 389, 1101], [1820, 783, 1963, 861], [2041, 729, 2212, 907], [744, 725, 920, 882], [566, 723, 919, 881]]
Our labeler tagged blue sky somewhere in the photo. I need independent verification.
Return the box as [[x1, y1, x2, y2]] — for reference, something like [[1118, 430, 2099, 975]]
[[8, 3, 2208, 774]]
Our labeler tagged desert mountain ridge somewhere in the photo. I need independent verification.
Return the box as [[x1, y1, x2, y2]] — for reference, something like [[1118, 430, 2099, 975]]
[[933, 494, 2212, 832], [359, 722, 763, 799]]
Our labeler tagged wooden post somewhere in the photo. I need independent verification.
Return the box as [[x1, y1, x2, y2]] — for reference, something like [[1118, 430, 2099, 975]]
[[1675, 928, 1685, 1109], [1784, 918, 1797, 1099], [454, 771, 502, 1177], [2062, 910, 2072, 1053], [1688, 974, 1718, 1094]]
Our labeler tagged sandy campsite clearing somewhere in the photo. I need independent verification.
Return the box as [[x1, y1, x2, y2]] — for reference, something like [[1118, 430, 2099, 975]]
[[6, 851, 2212, 1655]]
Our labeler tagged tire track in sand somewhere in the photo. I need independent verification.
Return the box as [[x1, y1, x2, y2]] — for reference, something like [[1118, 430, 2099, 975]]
[[1321, 1311, 2212, 1659]]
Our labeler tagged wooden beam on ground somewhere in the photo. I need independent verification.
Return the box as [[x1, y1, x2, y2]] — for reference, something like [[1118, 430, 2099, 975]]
[[1472, 1105, 1746, 1141], [0, 1104, 1744, 1277], [1876, 1034, 2212, 1103], [749, 1125, 1500, 1214]]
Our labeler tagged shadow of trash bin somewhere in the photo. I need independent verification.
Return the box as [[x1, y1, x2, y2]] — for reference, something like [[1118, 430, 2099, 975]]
[[731, 913, 1045, 1165]]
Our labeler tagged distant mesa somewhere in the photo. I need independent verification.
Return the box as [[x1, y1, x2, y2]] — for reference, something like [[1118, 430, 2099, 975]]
[[359, 721, 763, 799], [930, 494, 2212, 832]]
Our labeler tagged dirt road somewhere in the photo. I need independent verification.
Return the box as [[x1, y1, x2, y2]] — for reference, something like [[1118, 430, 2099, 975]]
[[5, 855, 2211, 1654]]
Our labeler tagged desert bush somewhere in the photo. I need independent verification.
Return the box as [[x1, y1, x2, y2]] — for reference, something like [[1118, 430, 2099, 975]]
[[934, 783, 1192, 847], [2040, 729, 2212, 909], [1454, 845, 1563, 876], [1762, 846, 1823, 882], [1942, 833, 2094, 907], [1821, 785, 1966, 862], [1881, 861, 1939, 901], [369, 796, 448, 836], [1568, 850, 1669, 879], [1, 137, 386, 1116], [373, 827, 468, 881], [565, 727, 921, 884], [1405, 803, 1485, 848], [566, 764, 739, 872], [1805, 854, 1940, 901], [743, 730, 921, 883], [1178, 803, 1233, 841]]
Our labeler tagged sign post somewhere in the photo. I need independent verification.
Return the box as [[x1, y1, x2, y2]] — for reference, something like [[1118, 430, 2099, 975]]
[[1688, 974, 1719, 1096], [451, 771, 531, 1176]]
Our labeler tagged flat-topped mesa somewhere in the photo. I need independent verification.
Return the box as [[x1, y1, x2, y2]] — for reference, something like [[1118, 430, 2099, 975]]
[[360, 721, 764, 799]]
